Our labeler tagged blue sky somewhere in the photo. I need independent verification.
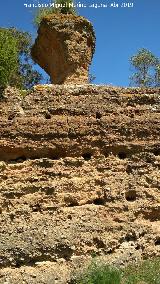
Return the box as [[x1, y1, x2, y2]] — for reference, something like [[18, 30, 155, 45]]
[[0, 0, 160, 86]]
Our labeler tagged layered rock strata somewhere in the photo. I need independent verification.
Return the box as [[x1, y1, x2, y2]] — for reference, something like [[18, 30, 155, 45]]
[[31, 14, 95, 84], [0, 85, 160, 283]]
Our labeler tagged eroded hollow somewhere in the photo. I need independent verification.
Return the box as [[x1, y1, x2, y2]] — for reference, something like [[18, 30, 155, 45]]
[[82, 153, 92, 161], [32, 204, 42, 212], [55, 243, 74, 261], [155, 238, 160, 246], [93, 237, 106, 248], [104, 152, 109, 158], [9, 156, 27, 163], [126, 164, 132, 174], [52, 155, 60, 160], [45, 113, 51, 119], [8, 114, 15, 120], [0, 146, 66, 162], [68, 201, 79, 207], [96, 112, 102, 119], [125, 190, 137, 202], [93, 198, 105, 205], [125, 233, 137, 242], [118, 151, 127, 159], [153, 148, 160, 156], [46, 187, 55, 195]]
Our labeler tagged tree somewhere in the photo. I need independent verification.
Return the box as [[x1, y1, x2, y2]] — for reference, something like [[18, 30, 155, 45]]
[[130, 48, 159, 87], [155, 64, 160, 87], [0, 29, 19, 91], [34, 0, 77, 27], [0, 27, 42, 91]]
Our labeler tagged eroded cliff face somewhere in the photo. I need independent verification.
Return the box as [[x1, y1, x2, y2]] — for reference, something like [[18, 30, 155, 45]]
[[31, 14, 95, 84], [0, 85, 160, 283]]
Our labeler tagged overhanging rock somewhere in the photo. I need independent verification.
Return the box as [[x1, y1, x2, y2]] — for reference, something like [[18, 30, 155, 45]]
[[31, 14, 96, 84]]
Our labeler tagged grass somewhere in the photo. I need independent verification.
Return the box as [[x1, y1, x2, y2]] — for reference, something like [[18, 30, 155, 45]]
[[75, 263, 121, 284], [70, 258, 160, 284], [122, 258, 160, 284]]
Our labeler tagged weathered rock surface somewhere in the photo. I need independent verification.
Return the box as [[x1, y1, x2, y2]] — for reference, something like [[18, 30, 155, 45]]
[[31, 14, 95, 84], [0, 85, 160, 283]]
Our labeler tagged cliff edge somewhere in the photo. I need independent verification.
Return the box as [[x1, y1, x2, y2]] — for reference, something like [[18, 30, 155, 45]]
[[0, 85, 160, 283]]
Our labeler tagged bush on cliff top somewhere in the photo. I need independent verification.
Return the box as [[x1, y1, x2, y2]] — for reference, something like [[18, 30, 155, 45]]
[[34, 0, 77, 27]]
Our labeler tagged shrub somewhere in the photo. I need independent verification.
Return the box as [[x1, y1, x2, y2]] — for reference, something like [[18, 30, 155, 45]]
[[70, 258, 160, 284], [72, 262, 122, 284], [34, 0, 77, 27]]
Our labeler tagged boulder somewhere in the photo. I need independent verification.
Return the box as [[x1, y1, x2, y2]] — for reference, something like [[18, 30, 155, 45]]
[[31, 14, 96, 84]]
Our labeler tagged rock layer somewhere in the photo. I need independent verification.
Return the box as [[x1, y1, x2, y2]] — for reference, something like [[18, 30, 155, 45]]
[[31, 14, 95, 84], [0, 85, 160, 283]]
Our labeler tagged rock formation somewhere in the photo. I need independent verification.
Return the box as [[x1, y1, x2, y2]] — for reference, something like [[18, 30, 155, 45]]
[[0, 85, 160, 283], [31, 14, 96, 84]]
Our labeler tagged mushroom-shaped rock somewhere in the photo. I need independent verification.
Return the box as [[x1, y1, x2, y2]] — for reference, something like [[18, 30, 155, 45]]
[[31, 14, 96, 84]]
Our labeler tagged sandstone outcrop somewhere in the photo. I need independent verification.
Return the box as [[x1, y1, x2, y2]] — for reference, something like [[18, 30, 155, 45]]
[[0, 85, 160, 283], [31, 14, 95, 84]]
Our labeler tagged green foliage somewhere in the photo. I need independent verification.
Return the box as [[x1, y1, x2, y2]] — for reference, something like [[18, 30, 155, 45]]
[[34, 0, 77, 27], [71, 258, 160, 284], [0, 27, 42, 91], [155, 64, 160, 87], [130, 48, 160, 87], [8, 28, 32, 56], [122, 257, 160, 284], [19, 89, 31, 97], [0, 29, 19, 90], [72, 262, 122, 284]]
